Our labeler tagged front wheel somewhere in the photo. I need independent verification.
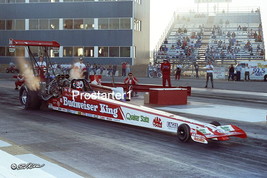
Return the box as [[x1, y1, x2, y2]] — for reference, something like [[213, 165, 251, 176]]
[[177, 124, 191, 142], [19, 86, 42, 110], [264, 75, 267, 81]]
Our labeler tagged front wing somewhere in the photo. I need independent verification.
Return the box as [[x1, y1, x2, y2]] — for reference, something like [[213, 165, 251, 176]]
[[191, 125, 247, 144]]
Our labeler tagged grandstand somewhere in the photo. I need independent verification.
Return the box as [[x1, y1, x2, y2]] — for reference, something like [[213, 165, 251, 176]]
[[153, 10, 265, 71]]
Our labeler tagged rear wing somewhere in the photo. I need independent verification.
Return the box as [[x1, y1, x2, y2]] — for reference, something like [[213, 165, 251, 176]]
[[9, 39, 60, 47], [9, 39, 61, 78]]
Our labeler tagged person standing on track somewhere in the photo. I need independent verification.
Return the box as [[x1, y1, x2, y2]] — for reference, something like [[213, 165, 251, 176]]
[[235, 64, 242, 81], [244, 63, 250, 81], [161, 59, 171, 87], [175, 64, 182, 80], [194, 63, 199, 78], [14, 74, 25, 90], [204, 61, 214, 88]]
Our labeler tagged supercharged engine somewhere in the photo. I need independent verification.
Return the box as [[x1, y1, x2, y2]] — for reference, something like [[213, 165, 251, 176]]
[[41, 74, 70, 101]]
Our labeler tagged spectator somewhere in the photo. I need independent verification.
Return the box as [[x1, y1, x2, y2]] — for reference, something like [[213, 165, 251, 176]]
[[107, 65, 113, 76], [122, 62, 126, 77], [254, 31, 258, 39], [126, 62, 131, 75], [99, 65, 105, 75], [228, 64, 235, 81], [148, 62, 153, 75], [164, 38, 168, 44], [92, 63, 97, 75], [227, 31, 231, 38], [194, 63, 199, 78], [112, 65, 117, 76], [232, 32, 236, 38], [161, 59, 171, 87], [257, 44, 261, 52], [236, 64, 242, 81], [225, 20, 230, 26], [260, 49, 265, 56], [86, 63, 91, 77], [244, 64, 250, 81]]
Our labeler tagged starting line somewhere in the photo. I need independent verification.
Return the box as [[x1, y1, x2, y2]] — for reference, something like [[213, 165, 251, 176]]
[[157, 101, 267, 123]]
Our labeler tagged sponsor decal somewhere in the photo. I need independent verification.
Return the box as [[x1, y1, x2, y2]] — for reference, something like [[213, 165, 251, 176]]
[[62, 96, 98, 112], [198, 128, 207, 134], [191, 133, 207, 144], [126, 113, 149, 123], [220, 126, 231, 132], [167, 122, 178, 130], [153, 117, 162, 128], [252, 68, 266, 76], [99, 104, 118, 118], [61, 97, 120, 118]]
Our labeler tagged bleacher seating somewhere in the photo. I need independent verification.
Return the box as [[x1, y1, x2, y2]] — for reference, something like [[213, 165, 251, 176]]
[[154, 11, 265, 68]]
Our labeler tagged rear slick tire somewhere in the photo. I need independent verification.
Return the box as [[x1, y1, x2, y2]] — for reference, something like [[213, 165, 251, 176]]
[[19, 86, 42, 110], [177, 124, 191, 142]]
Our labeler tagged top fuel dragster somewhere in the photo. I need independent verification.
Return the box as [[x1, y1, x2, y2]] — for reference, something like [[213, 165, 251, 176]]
[[10, 39, 247, 144]]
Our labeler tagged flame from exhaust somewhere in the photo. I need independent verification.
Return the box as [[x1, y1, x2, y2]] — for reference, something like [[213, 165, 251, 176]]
[[69, 64, 84, 80], [16, 58, 40, 91]]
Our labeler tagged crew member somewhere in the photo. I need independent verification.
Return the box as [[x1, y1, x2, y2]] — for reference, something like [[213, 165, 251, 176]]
[[14, 74, 25, 90], [73, 58, 86, 79], [124, 72, 138, 98], [205, 61, 214, 88], [35, 56, 46, 81], [161, 59, 171, 87], [175, 64, 182, 80]]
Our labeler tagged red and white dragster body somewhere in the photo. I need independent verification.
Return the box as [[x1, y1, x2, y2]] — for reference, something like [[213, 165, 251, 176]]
[[10, 39, 246, 144], [48, 87, 247, 144]]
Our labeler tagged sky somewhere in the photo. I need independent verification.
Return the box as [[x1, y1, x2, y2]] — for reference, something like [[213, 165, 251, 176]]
[[150, 0, 267, 51]]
